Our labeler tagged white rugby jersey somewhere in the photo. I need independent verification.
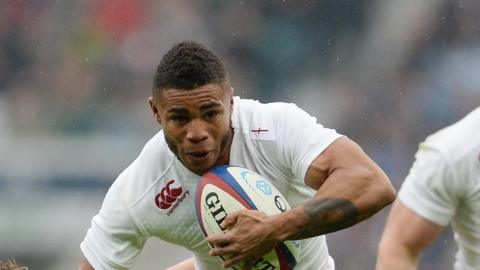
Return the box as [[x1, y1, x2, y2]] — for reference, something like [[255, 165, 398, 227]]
[[399, 107, 480, 270], [81, 97, 342, 270]]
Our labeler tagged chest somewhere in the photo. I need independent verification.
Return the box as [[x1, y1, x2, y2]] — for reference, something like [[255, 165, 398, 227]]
[[141, 175, 209, 252], [230, 133, 314, 207]]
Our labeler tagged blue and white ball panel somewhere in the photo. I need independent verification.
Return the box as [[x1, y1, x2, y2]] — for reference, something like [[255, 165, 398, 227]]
[[224, 166, 290, 215], [195, 165, 300, 270]]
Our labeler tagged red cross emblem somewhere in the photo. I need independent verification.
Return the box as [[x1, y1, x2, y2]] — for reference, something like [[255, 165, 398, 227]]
[[251, 128, 269, 135]]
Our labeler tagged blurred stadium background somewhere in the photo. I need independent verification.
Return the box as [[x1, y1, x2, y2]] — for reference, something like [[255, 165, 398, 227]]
[[1, 0, 479, 269]]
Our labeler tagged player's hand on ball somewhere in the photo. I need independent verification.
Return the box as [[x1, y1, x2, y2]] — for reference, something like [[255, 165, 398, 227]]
[[206, 209, 279, 269]]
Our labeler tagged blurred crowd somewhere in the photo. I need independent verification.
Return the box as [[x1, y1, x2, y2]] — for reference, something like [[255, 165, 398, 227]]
[[1, 0, 479, 269]]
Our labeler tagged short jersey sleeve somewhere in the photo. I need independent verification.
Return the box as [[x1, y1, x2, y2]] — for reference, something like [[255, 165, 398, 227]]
[[276, 103, 343, 183], [80, 184, 147, 270], [399, 146, 461, 226]]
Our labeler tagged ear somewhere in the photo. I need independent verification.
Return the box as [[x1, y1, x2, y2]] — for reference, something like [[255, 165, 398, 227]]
[[148, 97, 162, 124]]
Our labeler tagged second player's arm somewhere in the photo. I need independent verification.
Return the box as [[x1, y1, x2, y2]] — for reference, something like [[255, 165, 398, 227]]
[[375, 199, 444, 270], [78, 258, 94, 270]]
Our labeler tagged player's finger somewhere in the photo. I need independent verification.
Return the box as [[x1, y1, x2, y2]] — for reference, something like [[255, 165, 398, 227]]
[[222, 253, 249, 268], [209, 244, 237, 256], [206, 233, 232, 247]]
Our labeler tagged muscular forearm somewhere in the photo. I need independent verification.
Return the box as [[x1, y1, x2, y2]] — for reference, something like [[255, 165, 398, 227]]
[[271, 198, 360, 240], [274, 172, 394, 240], [301, 197, 364, 237]]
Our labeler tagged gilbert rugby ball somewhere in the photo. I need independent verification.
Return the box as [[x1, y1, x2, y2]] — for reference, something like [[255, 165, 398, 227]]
[[195, 165, 300, 270]]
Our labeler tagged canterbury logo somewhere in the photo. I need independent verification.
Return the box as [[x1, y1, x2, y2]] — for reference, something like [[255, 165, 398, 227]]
[[155, 180, 183, 209]]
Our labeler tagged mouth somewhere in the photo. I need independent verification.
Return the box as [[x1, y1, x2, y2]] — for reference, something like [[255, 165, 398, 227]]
[[186, 150, 213, 162]]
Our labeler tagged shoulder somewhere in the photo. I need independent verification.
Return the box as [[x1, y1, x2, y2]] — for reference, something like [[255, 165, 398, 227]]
[[402, 108, 480, 197], [422, 107, 480, 167], [233, 97, 315, 136], [234, 97, 303, 116]]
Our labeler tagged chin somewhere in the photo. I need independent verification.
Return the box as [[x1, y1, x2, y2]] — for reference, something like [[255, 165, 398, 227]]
[[190, 167, 210, 176], [187, 162, 215, 176], [181, 153, 219, 175]]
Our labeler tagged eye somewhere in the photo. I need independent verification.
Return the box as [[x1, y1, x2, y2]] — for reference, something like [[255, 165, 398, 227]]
[[205, 111, 219, 119], [170, 115, 189, 123]]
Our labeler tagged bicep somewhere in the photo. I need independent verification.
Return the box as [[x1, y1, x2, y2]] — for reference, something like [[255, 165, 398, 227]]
[[305, 136, 391, 194], [381, 199, 444, 253], [305, 136, 369, 189]]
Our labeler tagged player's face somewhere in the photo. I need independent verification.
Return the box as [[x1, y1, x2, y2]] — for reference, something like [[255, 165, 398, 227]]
[[149, 83, 234, 175]]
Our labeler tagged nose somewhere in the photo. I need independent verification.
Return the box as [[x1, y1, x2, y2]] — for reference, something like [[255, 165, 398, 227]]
[[186, 119, 209, 143]]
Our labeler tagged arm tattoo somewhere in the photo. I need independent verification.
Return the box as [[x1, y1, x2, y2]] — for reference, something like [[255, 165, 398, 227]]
[[293, 198, 360, 239]]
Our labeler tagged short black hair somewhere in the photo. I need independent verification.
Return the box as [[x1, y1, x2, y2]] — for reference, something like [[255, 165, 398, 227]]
[[153, 41, 228, 94]]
